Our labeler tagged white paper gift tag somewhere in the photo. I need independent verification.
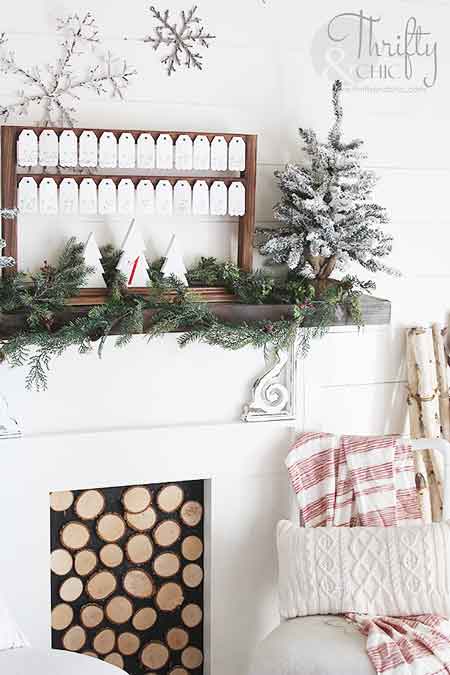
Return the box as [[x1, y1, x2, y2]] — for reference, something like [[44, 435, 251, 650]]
[[98, 179, 117, 215], [59, 178, 79, 215], [79, 131, 98, 167], [136, 180, 155, 214], [118, 133, 136, 168], [211, 136, 228, 171], [17, 129, 38, 166], [39, 178, 58, 214], [175, 135, 193, 171], [193, 135, 210, 170], [192, 180, 209, 215], [137, 133, 155, 169], [118, 179, 135, 215], [228, 137, 246, 171], [228, 181, 246, 216], [156, 180, 173, 215], [210, 181, 228, 216], [59, 130, 78, 167], [99, 132, 117, 168], [39, 130, 58, 167], [17, 177, 38, 213], [79, 178, 98, 215], [156, 134, 173, 169], [174, 180, 192, 215]]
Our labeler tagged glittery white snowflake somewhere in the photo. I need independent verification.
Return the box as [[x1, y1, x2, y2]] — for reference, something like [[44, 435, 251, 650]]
[[0, 13, 137, 126]]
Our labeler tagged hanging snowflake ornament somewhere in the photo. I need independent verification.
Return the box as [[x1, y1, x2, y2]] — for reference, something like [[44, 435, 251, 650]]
[[0, 13, 137, 126], [142, 5, 215, 76]]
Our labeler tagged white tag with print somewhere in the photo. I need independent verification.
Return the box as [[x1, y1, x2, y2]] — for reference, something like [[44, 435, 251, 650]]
[[137, 133, 155, 169], [193, 135, 210, 170], [118, 133, 136, 168], [59, 178, 79, 215], [156, 180, 173, 215], [39, 130, 58, 167], [156, 134, 173, 169], [228, 137, 246, 171], [118, 179, 135, 215], [79, 178, 98, 215], [99, 132, 118, 168], [175, 135, 193, 171], [210, 181, 228, 216], [17, 129, 38, 166], [174, 180, 192, 215], [136, 180, 155, 214], [192, 180, 209, 215], [98, 179, 117, 215], [211, 136, 228, 171], [79, 131, 98, 167], [39, 178, 58, 214], [59, 130, 78, 167], [228, 182, 246, 216], [17, 177, 38, 213]]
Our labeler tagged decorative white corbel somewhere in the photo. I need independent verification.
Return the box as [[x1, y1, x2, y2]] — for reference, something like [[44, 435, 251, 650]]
[[0, 393, 21, 439]]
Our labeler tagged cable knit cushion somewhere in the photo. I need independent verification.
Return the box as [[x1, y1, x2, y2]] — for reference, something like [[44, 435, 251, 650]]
[[277, 520, 450, 618]]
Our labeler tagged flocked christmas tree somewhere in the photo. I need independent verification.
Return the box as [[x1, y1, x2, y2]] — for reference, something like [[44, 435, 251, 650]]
[[258, 81, 395, 282], [161, 235, 188, 286], [82, 232, 106, 288], [116, 219, 150, 288]]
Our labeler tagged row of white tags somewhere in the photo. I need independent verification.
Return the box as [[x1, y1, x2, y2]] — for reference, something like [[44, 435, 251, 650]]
[[18, 177, 247, 217], [17, 129, 247, 171]]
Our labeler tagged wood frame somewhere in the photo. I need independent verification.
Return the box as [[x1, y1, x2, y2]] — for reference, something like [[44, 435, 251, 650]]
[[1, 125, 258, 305]]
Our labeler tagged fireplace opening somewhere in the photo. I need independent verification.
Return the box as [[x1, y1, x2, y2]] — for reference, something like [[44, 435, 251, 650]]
[[50, 480, 204, 673]]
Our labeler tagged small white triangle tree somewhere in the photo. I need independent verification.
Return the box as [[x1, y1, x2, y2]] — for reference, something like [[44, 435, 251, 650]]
[[117, 219, 150, 287], [161, 234, 188, 286], [83, 232, 106, 288]]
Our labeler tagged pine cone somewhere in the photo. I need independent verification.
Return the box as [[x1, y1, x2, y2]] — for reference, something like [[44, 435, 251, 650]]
[[263, 323, 274, 334]]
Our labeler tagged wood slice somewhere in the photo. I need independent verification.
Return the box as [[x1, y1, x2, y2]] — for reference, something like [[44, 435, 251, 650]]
[[180, 501, 203, 527], [51, 549, 73, 576], [75, 490, 105, 520], [153, 552, 180, 578], [62, 625, 86, 652], [126, 533, 153, 564], [93, 628, 116, 655], [51, 603, 74, 631], [83, 652, 98, 658], [117, 632, 140, 656], [181, 536, 203, 562], [50, 491, 74, 512], [59, 576, 83, 602], [105, 653, 124, 669], [99, 543, 124, 569], [60, 522, 90, 551], [105, 596, 134, 624], [86, 570, 117, 601], [122, 486, 151, 514], [157, 485, 184, 513], [74, 549, 97, 576], [125, 507, 156, 532], [140, 642, 169, 670], [182, 646, 203, 670], [123, 569, 154, 599], [169, 669, 189, 675], [182, 563, 203, 589], [97, 513, 126, 543], [80, 604, 104, 629], [155, 582, 184, 612], [181, 603, 202, 628], [132, 607, 157, 631], [153, 520, 181, 548], [167, 627, 189, 651]]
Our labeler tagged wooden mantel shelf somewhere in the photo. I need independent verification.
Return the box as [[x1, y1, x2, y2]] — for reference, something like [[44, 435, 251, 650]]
[[0, 295, 391, 340]]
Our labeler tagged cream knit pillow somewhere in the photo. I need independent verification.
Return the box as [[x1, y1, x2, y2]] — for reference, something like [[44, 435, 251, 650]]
[[277, 520, 450, 618]]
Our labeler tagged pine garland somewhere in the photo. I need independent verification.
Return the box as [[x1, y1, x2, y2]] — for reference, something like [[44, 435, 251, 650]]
[[0, 242, 366, 391]]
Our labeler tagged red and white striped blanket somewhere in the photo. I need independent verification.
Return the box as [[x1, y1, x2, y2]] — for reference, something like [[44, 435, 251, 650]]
[[286, 432, 450, 675]]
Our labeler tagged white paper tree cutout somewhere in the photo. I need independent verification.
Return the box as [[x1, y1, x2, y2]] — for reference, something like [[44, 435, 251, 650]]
[[83, 232, 106, 288], [117, 219, 150, 288], [161, 234, 188, 286]]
